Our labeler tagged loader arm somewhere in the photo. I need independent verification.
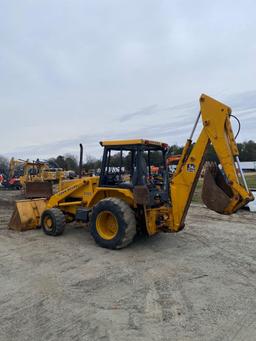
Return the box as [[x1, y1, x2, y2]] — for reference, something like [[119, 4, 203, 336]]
[[9, 158, 16, 178], [9, 158, 24, 178], [170, 94, 254, 232]]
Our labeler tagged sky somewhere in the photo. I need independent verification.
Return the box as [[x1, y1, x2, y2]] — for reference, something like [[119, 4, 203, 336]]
[[0, 0, 256, 161]]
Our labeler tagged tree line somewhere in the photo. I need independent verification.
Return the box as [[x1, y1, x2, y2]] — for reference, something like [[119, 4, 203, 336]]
[[0, 140, 255, 176], [169, 140, 256, 163], [79, 140, 256, 169]]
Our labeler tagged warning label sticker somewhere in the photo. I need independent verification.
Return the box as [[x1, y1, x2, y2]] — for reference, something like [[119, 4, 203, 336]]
[[187, 164, 196, 172]]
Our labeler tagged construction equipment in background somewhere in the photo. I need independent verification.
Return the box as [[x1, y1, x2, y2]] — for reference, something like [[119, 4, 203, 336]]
[[150, 156, 181, 176], [18, 160, 65, 186], [167, 155, 181, 163], [167, 154, 181, 175], [64, 170, 77, 179], [9, 94, 254, 249], [8, 158, 65, 198], [1, 175, 21, 190], [12, 158, 52, 198], [1, 158, 23, 190]]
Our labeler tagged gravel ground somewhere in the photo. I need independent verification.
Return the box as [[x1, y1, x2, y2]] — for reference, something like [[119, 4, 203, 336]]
[[0, 190, 256, 341]]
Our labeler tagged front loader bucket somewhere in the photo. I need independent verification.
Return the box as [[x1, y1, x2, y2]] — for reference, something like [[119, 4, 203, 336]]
[[25, 181, 52, 199], [8, 199, 47, 231], [202, 162, 233, 214]]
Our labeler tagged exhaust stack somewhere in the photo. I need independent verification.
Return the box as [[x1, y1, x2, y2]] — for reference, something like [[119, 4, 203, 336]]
[[79, 143, 83, 178]]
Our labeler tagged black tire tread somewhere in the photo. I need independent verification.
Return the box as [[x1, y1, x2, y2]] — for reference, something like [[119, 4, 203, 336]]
[[41, 208, 65, 236], [91, 197, 136, 249]]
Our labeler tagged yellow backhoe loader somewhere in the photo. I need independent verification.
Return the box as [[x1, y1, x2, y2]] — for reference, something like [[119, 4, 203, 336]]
[[9, 158, 64, 198], [9, 94, 254, 247]]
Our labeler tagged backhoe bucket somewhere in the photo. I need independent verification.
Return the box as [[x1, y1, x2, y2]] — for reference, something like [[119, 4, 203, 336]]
[[202, 162, 233, 214], [8, 199, 47, 231], [25, 181, 52, 199]]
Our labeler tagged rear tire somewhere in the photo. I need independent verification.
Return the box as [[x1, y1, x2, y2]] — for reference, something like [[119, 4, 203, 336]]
[[90, 198, 136, 249], [41, 208, 65, 236]]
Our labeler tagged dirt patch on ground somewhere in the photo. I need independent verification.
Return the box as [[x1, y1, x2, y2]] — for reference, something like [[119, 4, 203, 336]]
[[0, 198, 13, 208], [0, 190, 256, 340], [0, 189, 24, 205]]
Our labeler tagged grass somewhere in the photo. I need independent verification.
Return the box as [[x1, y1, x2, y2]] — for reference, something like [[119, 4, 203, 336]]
[[192, 180, 203, 203], [245, 173, 256, 189], [192, 173, 256, 204]]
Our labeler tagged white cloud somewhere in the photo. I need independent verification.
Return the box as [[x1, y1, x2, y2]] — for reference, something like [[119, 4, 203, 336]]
[[0, 0, 255, 159]]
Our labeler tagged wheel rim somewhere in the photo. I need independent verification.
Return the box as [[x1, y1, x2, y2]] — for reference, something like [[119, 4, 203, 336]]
[[96, 211, 118, 240], [43, 215, 53, 231]]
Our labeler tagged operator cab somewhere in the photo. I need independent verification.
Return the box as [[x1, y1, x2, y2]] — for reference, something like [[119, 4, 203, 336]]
[[99, 139, 170, 207]]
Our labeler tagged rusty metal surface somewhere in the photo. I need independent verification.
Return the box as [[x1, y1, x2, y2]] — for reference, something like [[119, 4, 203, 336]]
[[202, 162, 233, 214], [25, 181, 53, 199], [8, 198, 47, 231], [8, 209, 22, 231], [133, 185, 150, 205]]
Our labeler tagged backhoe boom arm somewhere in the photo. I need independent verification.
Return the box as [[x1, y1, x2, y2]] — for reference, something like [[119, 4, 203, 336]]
[[170, 94, 253, 231]]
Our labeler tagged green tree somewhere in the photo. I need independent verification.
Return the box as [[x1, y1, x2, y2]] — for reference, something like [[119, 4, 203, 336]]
[[65, 154, 78, 172], [0, 156, 9, 175], [55, 155, 66, 169], [238, 141, 256, 161], [168, 144, 183, 156], [83, 155, 102, 172], [48, 154, 79, 171]]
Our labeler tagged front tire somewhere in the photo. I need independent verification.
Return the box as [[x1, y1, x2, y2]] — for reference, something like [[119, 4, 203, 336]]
[[41, 208, 65, 236], [90, 198, 136, 249]]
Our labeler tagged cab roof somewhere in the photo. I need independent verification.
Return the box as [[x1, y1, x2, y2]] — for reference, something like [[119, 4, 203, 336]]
[[100, 139, 168, 148]]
